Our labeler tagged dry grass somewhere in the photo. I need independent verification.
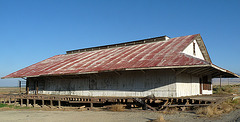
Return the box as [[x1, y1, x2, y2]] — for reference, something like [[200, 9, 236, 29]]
[[0, 87, 25, 94], [153, 115, 166, 122], [213, 85, 239, 94], [161, 107, 178, 114], [196, 98, 240, 117], [196, 106, 219, 117], [107, 104, 125, 112]]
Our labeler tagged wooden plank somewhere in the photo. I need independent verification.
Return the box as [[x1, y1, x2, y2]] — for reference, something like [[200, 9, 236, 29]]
[[176, 68, 188, 75], [163, 104, 209, 107], [69, 101, 104, 103], [146, 104, 156, 111]]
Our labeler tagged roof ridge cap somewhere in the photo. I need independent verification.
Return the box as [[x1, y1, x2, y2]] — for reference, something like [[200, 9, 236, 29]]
[[66, 35, 169, 54]]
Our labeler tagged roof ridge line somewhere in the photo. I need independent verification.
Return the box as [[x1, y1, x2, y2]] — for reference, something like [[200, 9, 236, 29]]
[[66, 35, 170, 54]]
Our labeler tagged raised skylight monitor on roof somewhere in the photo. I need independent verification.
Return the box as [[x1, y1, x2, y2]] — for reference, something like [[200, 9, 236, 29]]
[[66, 35, 170, 54]]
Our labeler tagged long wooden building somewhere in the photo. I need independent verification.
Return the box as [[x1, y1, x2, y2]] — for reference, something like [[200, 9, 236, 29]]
[[2, 34, 239, 97]]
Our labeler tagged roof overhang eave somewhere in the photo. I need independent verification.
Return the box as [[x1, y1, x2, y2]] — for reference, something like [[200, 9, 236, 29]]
[[1, 71, 99, 79], [2, 64, 239, 79], [210, 64, 240, 78], [2, 65, 211, 79]]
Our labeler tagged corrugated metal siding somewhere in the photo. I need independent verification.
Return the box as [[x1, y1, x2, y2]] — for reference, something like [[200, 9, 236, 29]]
[[3, 34, 209, 78]]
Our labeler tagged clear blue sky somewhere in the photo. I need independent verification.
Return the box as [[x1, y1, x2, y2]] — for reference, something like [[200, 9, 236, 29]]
[[0, 0, 240, 87]]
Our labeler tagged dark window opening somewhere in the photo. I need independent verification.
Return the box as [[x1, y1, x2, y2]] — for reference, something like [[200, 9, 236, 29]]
[[193, 42, 196, 55]]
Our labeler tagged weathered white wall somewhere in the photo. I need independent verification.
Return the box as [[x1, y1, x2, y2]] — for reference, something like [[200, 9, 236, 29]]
[[176, 73, 200, 97], [202, 89, 212, 94], [182, 40, 205, 60], [28, 70, 178, 97], [28, 70, 209, 97]]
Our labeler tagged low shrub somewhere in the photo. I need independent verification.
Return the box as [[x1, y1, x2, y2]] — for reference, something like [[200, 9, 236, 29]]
[[196, 106, 215, 117], [196, 98, 240, 117], [107, 104, 125, 112], [154, 115, 165, 122], [161, 107, 178, 114], [213, 85, 235, 94], [0, 104, 29, 109], [0, 104, 8, 108]]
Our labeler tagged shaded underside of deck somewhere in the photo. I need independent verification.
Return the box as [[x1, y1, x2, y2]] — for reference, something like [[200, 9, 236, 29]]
[[0, 94, 232, 111]]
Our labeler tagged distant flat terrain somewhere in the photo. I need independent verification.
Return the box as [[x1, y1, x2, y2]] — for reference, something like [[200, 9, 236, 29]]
[[212, 78, 240, 85], [212, 81, 240, 85], [0, 87, 25, 94]]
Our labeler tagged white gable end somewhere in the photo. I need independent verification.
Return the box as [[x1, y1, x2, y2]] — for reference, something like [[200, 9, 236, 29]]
[[182, 40, 205, 60]]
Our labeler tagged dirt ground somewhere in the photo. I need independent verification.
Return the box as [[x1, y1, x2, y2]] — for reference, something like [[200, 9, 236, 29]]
[[0, 109, 239, 122], [0, 87, 239, 122]]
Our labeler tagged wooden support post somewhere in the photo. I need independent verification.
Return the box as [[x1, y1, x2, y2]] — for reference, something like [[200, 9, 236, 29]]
[[159, 99, 169, 110], [165, 100, 169, 105], [185, 100, 189, 105], [42, 100, 44, 106], [169, 99, 173, 105], [27, 99, 29, 106], [220, 75, 222, 88], [20, 99, 23, 105], [50, 100, 53, 106], [9, 98, 11, 104], [58, 100, 61, 107], [150, 99, 153, 103], [14, 99, 17, 105], [36, 81, 39, 95], [19, 80, 21, 94], [3, 98, 5, 104], [27, 87, 29, 95], [26, 80, 29, 95], [33, 99, 36, 106], [228, 78, 230, 86], [90, 103, 93, 108]]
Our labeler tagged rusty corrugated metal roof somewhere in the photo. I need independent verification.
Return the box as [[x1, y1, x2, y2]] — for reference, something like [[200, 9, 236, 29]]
[[3, 34, 212, 78]]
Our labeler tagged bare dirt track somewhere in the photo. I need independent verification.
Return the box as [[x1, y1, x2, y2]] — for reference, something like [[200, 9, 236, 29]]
[[0, 87, 239, 122], [0, 109, 239, 122]]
